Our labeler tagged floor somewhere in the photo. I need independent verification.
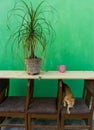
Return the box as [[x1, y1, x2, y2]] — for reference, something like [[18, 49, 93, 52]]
[[1, 118, 94, 130]]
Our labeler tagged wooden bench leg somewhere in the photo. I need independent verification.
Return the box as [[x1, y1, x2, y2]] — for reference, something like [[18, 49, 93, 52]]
[[61, 115, 64, 130], [28, 114, 31, 130]]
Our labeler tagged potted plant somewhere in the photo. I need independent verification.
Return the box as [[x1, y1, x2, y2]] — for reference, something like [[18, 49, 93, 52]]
[[8, 0, 55, 75]]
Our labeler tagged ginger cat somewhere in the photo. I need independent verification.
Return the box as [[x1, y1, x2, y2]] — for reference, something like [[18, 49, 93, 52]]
[[62, 81, 75, 114]]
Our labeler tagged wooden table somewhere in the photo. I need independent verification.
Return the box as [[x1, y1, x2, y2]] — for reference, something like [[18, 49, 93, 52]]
[[0, 70, 94, 79], [0, 70, 94, 118], [0, 71, 94, 91]]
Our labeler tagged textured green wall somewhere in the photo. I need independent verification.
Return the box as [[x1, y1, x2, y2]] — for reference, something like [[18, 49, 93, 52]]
[[0, 0, 94, 97]]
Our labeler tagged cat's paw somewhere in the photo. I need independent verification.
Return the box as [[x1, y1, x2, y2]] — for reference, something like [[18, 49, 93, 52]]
[[67, 108, 70, 114], [67, 110, 70, 114], [63, 102, 66, 107]]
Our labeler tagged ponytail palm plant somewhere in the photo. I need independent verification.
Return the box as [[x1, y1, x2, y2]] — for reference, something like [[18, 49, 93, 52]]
[[8, 0, 55, 74]]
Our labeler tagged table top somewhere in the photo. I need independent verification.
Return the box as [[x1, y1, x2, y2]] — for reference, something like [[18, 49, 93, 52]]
[[0, 70, 94, 79]]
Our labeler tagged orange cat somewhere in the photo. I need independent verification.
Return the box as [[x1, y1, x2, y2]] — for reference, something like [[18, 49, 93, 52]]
[[62, 81, 75, 114]]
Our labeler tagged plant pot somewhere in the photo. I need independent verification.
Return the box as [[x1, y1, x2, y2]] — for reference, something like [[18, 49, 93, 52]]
[[25, 58, 42, 75]]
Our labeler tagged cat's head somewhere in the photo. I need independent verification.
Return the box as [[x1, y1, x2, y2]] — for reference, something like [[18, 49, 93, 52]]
[[66, 97, 75, 107]]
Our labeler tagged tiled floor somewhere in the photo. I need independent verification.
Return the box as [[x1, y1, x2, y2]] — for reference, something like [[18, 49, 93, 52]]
[[1, 118, 94, 130]]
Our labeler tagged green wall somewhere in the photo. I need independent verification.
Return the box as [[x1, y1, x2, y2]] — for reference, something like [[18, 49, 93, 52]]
[[0, 0, 94, 97]]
